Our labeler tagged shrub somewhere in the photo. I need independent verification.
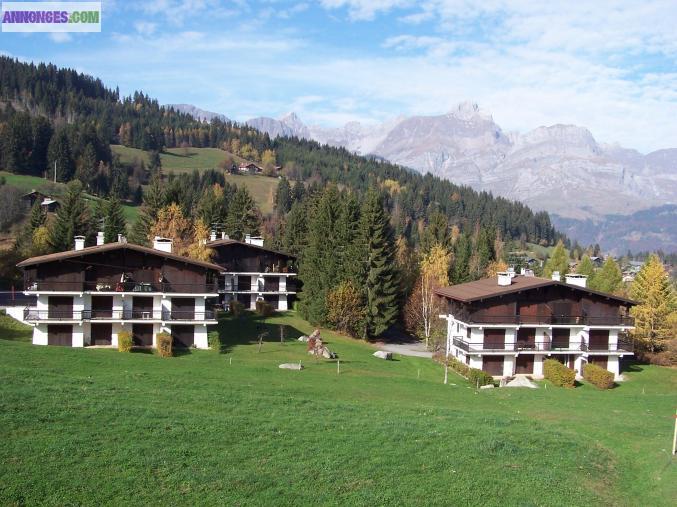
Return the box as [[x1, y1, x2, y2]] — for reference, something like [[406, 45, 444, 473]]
[[208, 330, 221, 352], [468, 368, 495, 387], [156, 332, 173, 358], [543, 359, 576, 387], [117, 331, 133, 352], [255, 300, 274, 317], [229, 300, 245, 317], [583, 363, 614, 389]]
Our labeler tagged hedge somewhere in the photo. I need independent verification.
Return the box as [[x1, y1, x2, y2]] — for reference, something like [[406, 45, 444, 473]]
[[255, 300, 274, 317], [229, 300, 245, 317], [117, 331, 133, 352], [543, 359, 576, 387], [468, 368, 495, 387], [583, 363, 614, 389], [208, 331, 221, 352], [156, 332, 173, 358]]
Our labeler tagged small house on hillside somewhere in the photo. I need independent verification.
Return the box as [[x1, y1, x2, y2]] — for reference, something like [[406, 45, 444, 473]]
[[238, 163, 263, 174], [21, 190, 59, 212]]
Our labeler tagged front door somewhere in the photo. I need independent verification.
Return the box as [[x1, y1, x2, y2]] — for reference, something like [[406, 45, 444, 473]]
[[515, 354, 534, 374], [171, 325, 194, 348], [90, 323, 112, 345], [48, 296, 73, 319], [516, 328, 536, 349], [47, 324, 72, 346], [132, 324, 154, 346]]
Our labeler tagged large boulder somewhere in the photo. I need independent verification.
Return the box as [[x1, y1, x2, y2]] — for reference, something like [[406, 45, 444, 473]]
[[373, 351, 393, 360], [297, 335, 309, 342]]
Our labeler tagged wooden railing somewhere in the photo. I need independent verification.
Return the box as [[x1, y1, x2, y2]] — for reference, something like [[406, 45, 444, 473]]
[[24, 281, 218, 294]]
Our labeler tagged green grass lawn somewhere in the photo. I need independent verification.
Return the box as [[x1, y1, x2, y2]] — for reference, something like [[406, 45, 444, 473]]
[[0, 312, 675, 505]]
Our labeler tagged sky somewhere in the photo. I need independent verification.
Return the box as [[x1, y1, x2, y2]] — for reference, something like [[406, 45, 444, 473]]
[[2, 0, 677, 152]]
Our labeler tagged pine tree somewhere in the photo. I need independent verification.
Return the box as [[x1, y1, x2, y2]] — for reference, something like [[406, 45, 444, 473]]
[[298, 186, 344, 324], [47, 129, 75, 182], [576, 254, 595, 282], [197, 184, 226, 229], [225, 187, 260, 240], [589, 257, 622, 293], [282, 200, 308, 258], [420, 211, 450, 253], [49, 181, 90, 252], [274, 176, 292, 215], [130, 175, 165, 245], [451, 233, 471, 284], [292, 180, 305, 202], [629, 255, 676, 353], [359, 189, 399, 338], [29, 200, 45, 232], [104, 197, 127, 243], [75, 143, 97, 191], [544, 240, 569, 280]]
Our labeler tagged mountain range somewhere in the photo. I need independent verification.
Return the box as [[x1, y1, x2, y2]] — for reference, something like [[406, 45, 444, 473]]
[[168, 102, 677, 253]]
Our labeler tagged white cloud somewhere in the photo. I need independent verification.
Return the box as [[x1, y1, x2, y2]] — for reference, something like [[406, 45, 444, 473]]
[[48, 33, 72, 43]]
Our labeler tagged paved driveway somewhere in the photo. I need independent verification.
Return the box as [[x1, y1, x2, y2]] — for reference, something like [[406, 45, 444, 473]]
[[376, 342, 433, 358]]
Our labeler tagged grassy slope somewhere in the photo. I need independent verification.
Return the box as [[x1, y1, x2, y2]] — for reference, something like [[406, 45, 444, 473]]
[[0, 312, 675, 506], [111, 145, 278, 214], [0, 171, 139, 223]]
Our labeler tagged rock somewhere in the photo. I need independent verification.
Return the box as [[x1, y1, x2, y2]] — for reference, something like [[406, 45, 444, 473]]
[[505, 376, 539, 389], [373, 351, 393, 360], [297, 336, 309, 342], [479, 384, 495, 389], [322, 348, 338, 359], [279, 363, 303, 370]]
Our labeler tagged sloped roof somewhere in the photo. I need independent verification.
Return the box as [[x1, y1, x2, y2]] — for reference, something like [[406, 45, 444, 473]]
[[435, 275, 636, 305], [207, 238, 296, 260], [17, 242, 224, 272]]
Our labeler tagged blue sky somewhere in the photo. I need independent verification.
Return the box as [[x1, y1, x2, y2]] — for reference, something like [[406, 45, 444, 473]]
[[2, 0, 677, 152]]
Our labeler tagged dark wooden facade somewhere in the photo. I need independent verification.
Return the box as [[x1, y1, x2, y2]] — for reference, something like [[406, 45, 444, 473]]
[[208, 241, 295, 273]]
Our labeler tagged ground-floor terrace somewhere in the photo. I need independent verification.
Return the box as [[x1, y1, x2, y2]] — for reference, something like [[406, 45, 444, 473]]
[[30, 322, 210, 349]]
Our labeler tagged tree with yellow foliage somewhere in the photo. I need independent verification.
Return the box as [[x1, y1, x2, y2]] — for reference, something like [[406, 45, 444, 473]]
[[629, 254, 676, 353], [185, 220, 214, 262], [149, 203, 191, 256]]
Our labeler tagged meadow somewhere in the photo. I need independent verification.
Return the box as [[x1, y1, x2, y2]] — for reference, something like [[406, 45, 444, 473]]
[[0, 312, 675, 506]]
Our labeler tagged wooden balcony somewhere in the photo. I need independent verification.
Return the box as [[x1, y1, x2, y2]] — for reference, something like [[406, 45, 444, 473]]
[[24, 308, 216, 322], [24, 281, 218, 294], [451, 337, 634, 353], [460, 314, 634, 327]]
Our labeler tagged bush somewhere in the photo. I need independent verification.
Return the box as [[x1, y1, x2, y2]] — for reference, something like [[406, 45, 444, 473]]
[[229, 300, 245, 317], [543, 359, 576, 387], [156, 332, 173, 358], [255, 300, 274, 317], [583, 363, 614, 389], [468, 368, 495, 387], [208, 330, 221, 352], [117, 331, 133, 352]]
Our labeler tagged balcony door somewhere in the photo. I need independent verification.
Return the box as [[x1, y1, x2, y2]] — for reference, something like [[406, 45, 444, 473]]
[[171, 298, 195, 320], [132, 297, 154, 319], [551, 329, 570, 349], [91, 296, 113, 319], [516, 328, 536, 349], [588, 330, 609, 350], [483, 329, 505, 350], [48, 296, 73, 319]]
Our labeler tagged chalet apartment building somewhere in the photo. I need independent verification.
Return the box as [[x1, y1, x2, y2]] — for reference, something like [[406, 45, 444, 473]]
[[207, 233, 297, 311], [18, 236, 222, 349], [436, 271, 635, 381]]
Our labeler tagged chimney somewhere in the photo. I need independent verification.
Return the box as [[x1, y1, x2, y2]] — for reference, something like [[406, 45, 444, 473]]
[[519, 267, 526, 275], [96, 231, 104, 246], [551, 271, 560, 281], [153, 236, 172, 253], [117, 234, 127, 244], [245, 234, 251, 244], [507, 267, 516, 278], [210, 230, 217, 242], [565, 274, 587, 288], [523, 269, 535, 277], [497, 272, 512, 286], [221, 231, 226, 239], [74, 236, 85, 251]]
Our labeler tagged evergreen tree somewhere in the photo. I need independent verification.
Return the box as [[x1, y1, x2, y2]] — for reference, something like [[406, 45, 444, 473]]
[[420, 211, 451, 253], [225, 187, 260, 240], [292, 180, 305, 202], [29, 200, 46, 232], [358, 189, 399, 338], [104, 197, 127, 243], [75, 143, 97, 190], [30, 116, 53, 175], [451, 233, 471, 284], [197, 184, 227, 229], [274, 176, 292, 215], [544, 240, 569, 280], [47, 129, 75, 182], [629, 254, 676, 353], [589, 257, 622, 293], [576, 254, 596, 281], [49, 181, 90, 252], [282, 200, 308, 258], [148, 149, 162, 175], [129, 174, 165, 245]]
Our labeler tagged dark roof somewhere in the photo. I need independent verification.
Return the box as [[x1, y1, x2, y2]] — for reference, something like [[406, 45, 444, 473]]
[[207, 238, 296, 260], [17, 242, 224, 271], [435, 275, 636, 305]]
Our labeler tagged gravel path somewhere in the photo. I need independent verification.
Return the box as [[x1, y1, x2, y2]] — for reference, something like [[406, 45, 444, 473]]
[[376, 342, 433, 358]]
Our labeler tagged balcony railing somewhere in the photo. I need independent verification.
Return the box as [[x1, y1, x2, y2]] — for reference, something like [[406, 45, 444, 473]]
[[24, 281, 218, 294], [463, 314, 634, 326], [452, 337, 634, 353], [24, 308, 216, 321]]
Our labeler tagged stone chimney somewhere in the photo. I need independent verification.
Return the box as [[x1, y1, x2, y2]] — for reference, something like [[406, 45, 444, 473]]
[[497, 272, 512, 286], [565, 273, 587, 288], [96, 231, 104, 246], [74, 236, 85, 251], [153, 237, 172, 253], [551, 271, 560, 281], [210, 230, 217, 241]]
